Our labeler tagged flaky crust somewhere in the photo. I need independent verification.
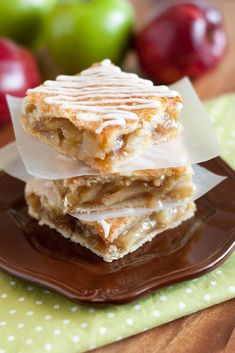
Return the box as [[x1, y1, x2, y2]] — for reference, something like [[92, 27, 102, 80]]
[[20, 115, 178, 172], [22, 61, 182, 136], [20, 61, 182, 173], [60, 165, 191, 186], [54, 165, 194, 213], [27, 194, 195, 262], [25, 178, 143, 242], [25, 178, 196, 262], [22, 92, 182, 135]]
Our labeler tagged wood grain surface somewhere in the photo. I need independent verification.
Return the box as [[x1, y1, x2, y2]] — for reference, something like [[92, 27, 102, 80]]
[[0, 0, 234, 352], [94, 299, 235, 353]]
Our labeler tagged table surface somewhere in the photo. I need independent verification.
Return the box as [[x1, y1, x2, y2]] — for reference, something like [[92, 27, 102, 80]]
[[0, 0, 235, 352]]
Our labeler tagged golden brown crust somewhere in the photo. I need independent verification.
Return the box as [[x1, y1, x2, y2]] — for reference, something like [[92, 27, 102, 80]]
[[25, 178, 143, 242], [22, 60, 182, 136], [22, 92, 182, 134], [63, 165, 190, 185], [20, 113, 179, 173], [89, 216, 144, 243], [53, 165, 194, 214], [25, 181, 196, 262], [20, 61, 182, 173]]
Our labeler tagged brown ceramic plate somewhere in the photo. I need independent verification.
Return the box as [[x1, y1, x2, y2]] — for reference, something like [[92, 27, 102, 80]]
[[0, 158, 234, 305]]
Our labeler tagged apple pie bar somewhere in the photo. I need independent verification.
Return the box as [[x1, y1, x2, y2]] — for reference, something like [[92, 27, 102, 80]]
[[54, 165, 195, 213], [25, 178, 196, 262], [20, 59, 183, 173]]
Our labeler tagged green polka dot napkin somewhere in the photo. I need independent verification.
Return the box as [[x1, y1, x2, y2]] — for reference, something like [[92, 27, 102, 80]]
[[206, 92, 235, 170], [0, 94, 235, 353]]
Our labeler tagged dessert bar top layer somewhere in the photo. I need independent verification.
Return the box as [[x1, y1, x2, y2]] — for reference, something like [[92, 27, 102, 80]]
[[22, 59, 182, 136]]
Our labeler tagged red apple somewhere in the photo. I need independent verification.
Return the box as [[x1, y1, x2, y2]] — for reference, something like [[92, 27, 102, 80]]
[[0, 38, 41, 125], [135, 1, 227, 84]]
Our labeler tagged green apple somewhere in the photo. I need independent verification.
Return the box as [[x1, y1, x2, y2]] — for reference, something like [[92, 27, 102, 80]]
[[0, 0, 57, 46], [43, 0, 134, 73]]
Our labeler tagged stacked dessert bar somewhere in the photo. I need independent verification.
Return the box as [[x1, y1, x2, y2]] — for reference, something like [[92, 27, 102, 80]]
[[20, 59, 196, 262]]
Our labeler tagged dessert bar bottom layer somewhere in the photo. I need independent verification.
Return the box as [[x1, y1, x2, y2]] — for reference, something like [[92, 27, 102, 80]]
[[26, 185, 196, 262], [54, 166, 194, 213]]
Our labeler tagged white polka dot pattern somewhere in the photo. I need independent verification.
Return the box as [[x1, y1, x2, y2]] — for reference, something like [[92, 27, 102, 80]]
[[204, 294, 211, 302], [160, 295, 167, 301], [178, 302, 186, 309], [53, 330, 61, 336], [81, 322, 88, 329], [0, 250, 234, 353], [152, 310, 160, 317], [126, 318, 134, 326], [44, 343, 53, 351], [99, 326, 107, 335], [107, 312, 114, 318]]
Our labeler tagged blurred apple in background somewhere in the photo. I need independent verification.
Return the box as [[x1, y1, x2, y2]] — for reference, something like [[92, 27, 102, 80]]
[[135, 0, 227, 84], [0, 38, 41, 125], [0, 0, 57, 47], [42, 0, 134, 73]]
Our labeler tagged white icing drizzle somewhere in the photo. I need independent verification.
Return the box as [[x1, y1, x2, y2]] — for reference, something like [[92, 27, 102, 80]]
[[29, 59, 180, 133], [98, 219, 111, 239], [96, 119, 125, 134]]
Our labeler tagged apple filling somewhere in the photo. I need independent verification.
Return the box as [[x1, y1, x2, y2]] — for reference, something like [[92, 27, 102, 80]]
[[26, 191, 194, 257], [55, 173, 194, 212], [21, 111, 179, 170], [34, 117, 105, 160]]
